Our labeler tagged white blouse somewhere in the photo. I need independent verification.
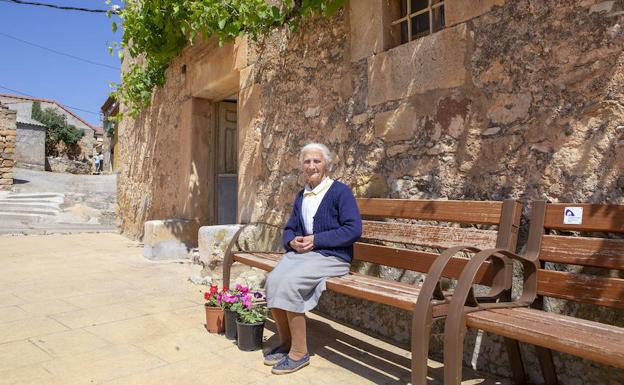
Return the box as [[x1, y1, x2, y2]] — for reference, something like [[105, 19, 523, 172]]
[[301, 177, 334, 235]]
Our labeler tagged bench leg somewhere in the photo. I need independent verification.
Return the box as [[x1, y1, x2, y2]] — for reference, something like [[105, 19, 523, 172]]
[[503, 337, 527, 385], [536, 346, 559, 385], [411, 304, 434, 385], [443, 323, 466, 385]]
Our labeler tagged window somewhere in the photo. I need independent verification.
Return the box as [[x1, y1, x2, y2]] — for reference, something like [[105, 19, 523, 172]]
[[390, 0, 445, 45]]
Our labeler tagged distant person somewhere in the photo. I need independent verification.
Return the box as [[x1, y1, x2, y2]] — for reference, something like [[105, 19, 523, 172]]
[[94, 155, 101, 174], [97, 153, 104, 173]]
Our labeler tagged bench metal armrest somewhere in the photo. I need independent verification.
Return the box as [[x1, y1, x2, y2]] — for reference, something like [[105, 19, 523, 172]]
[[442, 248, 539, 385], [414, 245, 483, 314], [452, 248, 539, 311]]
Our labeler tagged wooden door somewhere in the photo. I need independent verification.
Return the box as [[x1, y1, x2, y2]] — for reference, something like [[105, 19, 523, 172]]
[[216, 102, 238, 224]]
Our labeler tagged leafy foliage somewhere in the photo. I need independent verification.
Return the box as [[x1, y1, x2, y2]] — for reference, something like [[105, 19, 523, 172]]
[[32, 102, 84, 156], [110, 0, 345, 117]]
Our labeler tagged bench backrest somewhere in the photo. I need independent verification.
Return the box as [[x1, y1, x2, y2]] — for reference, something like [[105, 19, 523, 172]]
[[354, 198, 522, 285], [529, 201, 624, 309]]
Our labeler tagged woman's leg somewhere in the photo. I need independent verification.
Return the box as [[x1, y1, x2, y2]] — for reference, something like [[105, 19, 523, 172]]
[[272, 308, 291, 348], [286, 311, 307, 360]]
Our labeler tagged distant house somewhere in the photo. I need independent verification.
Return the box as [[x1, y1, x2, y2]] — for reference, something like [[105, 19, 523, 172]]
[[0, 93, 96, 168]]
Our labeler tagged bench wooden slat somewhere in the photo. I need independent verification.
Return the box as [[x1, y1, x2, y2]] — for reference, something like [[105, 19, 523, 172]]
[[354, 243, 495, 285], [233, 252, 280, 271], [465, 308, 624, 369], [357, 198, 504, 224], [540, 235, 624, 270], [361, 220, 498, 249], [543, 203, 624, 233], [233, 252, 437, 311], [537, 269, 624, 309]]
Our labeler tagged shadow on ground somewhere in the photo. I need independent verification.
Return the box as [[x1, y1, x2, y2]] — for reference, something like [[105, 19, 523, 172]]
[[263, 316, 493, 385]]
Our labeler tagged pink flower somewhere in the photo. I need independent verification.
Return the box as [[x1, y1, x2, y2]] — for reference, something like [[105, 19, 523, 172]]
[[243, 299, 252, 309]]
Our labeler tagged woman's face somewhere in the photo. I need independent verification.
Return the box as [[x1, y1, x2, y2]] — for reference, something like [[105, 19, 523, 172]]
[[302, 149, 327, 187]]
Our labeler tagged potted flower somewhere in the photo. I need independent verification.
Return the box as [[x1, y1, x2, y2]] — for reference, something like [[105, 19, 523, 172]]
[[234, 290, 267, 351], [204, 284, 224, 333], [221, 284, 248, 340]]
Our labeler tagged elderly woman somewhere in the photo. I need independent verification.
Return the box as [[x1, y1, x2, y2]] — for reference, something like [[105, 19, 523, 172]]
[[264, 143, 362, 374]]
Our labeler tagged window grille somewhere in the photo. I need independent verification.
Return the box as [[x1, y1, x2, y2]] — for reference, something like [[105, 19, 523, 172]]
[[391, 0, 445, 44]]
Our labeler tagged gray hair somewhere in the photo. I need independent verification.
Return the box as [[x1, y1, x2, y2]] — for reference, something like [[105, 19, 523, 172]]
[[300, 143, 333, 171]]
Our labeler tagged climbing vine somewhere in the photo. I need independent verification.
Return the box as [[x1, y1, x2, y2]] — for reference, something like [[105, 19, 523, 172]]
[[110, 0, 345, 117]]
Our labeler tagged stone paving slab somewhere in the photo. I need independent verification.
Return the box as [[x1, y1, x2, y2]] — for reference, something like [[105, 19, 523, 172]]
[[0, 233, 510, 385]]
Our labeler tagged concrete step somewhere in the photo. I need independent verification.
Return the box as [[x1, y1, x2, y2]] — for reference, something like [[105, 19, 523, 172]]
[[0, 202, 61, 210], [0, 197, 64, 204], [0, 193, 64, 199], [0, 212, 51, 223], [0, 206, 59, 216]]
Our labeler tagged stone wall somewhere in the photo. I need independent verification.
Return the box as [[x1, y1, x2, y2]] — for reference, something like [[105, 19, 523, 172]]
[[15, 123, 45, 169], [118, 0, 624, 383], [0, 106, 16, 189], [116, 57, 216, 239], [45, 157, 91, 175]]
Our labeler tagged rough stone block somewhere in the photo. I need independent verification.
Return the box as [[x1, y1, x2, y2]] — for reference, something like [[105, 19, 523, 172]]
[[446, 0, 505, 27], [0, 179, 12, 185], [198, 224, 282, 289], [143, 219, 200, 260], [349, 0, 385, 61], [487, 93, 532, 125], [367, 24, 470, 106], [198, 224, 244, 270], [374, 103, 427, 141]]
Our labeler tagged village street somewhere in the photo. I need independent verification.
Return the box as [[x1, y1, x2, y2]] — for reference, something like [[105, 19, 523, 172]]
[[0, 168, 116, 235], [0, 233, 507, 385]]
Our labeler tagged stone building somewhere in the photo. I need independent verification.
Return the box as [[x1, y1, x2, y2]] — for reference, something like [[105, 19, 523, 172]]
[[0, 104, 17, 189], [117, 1, 624, 383], [0, 93, 96, 164], [100, 96, 120, 174]]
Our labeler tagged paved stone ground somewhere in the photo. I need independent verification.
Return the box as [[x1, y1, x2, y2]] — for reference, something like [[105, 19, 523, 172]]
[[0, 233, 509, 385], [0, 168, 116, 234]]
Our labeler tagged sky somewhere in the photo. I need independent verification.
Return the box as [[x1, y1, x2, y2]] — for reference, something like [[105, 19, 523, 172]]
[[0, 0, 123, 126]]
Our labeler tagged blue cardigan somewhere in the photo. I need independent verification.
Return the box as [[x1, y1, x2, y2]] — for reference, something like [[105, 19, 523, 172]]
[[283, 181, 362, 262]]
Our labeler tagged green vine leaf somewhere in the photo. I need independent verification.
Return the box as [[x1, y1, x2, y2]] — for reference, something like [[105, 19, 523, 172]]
[[111, 0, 345, 118]]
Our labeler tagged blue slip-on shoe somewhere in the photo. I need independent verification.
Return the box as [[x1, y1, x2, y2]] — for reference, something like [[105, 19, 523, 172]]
[[271, 354, 310, 374], [263, 345, 290, 366]]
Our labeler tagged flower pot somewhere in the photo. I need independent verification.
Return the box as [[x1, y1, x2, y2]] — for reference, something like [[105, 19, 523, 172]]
[[224, 309, 238, 340], [204, 305, 224, 333], [236, 320, 265, 351]]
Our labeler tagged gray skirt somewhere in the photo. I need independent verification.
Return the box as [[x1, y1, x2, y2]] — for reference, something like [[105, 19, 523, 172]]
[[265, 251, 351, 313]]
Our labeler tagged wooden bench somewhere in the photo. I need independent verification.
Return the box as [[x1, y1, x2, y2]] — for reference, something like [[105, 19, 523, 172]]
[[441, 201, 624, 385], [222, 198, 522, 385]]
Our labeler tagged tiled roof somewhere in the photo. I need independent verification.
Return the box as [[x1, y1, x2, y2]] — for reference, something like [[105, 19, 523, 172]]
[[16, 115, 46, 127], [92, 125, 104, 136], [0, 93, 96, 133]]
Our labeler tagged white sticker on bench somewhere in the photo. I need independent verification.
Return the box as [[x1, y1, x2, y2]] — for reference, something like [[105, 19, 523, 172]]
[[563, 207, 583, 225]]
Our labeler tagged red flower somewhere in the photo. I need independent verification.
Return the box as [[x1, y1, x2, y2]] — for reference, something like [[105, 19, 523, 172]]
[[204, 292, 211, 301], [209, 285, 218, 295]]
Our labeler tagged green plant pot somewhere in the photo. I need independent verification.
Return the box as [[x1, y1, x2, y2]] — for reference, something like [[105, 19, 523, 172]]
[[224, 309, 238, 340], [236, 320, 264, 351]]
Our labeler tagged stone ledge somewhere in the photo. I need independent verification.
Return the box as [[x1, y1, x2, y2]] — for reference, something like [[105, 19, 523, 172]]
[[143, 219, 200, 260]]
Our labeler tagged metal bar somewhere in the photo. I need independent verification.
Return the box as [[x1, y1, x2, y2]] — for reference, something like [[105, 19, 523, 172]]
[[504, 338, 527, 385], [536, 346, 559, 385]]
